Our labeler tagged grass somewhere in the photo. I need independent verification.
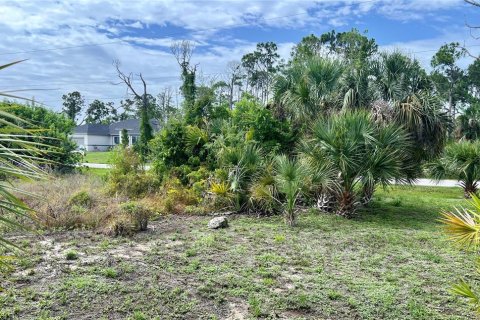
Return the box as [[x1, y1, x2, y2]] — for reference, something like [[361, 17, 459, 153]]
[[83, 151, 113, 164], [0, 185, 476, 319], [83, 167, 110, 178]]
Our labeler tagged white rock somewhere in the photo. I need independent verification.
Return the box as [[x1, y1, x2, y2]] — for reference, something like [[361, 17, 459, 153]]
[[208, 216, 229, 229]]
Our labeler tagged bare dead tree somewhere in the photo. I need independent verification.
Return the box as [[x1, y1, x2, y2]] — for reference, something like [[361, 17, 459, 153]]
[[464, 0, 480, 59], [113, 59, 152, 158], [114, 59, 147, 103], [171, 41, 198, 111], [225, 61, 244, 109], [466, 0, 480, 7], [157, 87, 175, 123], [171, 40, 195, 71]]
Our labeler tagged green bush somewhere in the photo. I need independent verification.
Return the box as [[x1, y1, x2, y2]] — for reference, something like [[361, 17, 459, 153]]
[[68, 190, 93, 208], [231, 95, 295, 153], [106, 147, 157, 198], [120, 201, 151, 231], [150, 119, 189, 177]]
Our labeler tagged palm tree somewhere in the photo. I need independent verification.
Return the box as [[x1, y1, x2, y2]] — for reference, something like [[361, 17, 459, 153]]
[[273, 56, 344, 123], [273, 155, 308, 226], [371, 50, 430, 102], [301, 111, 413, 217], [428, 141, 480, 198], [0, 60, 46, 267], [341, 62, 377, 110], [370, 51, 448, 162], [393, 91, 449, 161]]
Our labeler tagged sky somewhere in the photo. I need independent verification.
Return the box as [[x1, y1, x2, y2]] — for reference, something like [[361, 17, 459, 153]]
[[1, 0, 480, 111]]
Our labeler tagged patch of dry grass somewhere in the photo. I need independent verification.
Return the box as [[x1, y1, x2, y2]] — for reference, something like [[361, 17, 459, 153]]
[[15, 174, 151, 235]]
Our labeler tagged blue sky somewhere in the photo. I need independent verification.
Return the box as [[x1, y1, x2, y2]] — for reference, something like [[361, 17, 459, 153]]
[[1, 0, 479, 110]]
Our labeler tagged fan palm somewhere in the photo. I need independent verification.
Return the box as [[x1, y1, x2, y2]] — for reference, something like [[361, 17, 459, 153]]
[[393, 91, 449, 161], [341, 64, 376, 110], [273, 56, 344, 122], [301, 111, 413, 217], [371, 50, 429, 102], [273, 155, 309, 226], [428, 141, 480, 198], [0, 60, 46, 267]]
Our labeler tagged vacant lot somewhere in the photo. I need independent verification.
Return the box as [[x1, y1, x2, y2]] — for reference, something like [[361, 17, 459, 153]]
[[0, 186, 475, 319]]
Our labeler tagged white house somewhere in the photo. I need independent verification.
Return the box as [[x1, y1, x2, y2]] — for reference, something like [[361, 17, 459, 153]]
[[71, 119, 160, 151]]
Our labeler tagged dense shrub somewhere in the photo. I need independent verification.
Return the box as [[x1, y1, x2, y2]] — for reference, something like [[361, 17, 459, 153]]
[[300, 111, 414, 217], [107, 147, 158, 198], [231, 95, 295, 152], [120, 201, 151, 231], [150, 119, 190, 177]]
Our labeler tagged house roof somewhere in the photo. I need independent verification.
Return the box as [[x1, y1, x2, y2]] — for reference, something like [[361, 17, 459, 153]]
[[74, 119, 160, 136], [73, 123, 109, 135]]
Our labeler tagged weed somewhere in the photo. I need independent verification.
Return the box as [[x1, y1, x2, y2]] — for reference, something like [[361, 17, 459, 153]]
[[65, 250, 78, 261], [101, 268, 118, 278]]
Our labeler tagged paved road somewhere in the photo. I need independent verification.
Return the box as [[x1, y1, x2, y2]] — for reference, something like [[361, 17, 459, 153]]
[[81, 163, 152, 170], [81, 163, 460, 187], [402, 178, 459, 187]]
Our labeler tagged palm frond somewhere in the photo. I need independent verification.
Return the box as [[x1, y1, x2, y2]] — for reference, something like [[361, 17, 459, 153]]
[[451, 280, 480, 307], [439, 204, 480, 248]]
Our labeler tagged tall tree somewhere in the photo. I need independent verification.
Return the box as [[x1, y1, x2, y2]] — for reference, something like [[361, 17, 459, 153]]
[[225, 61, 245, 109], [273, 56, 344, 123], [61, 91, 84, 123], [241, 42, 280, 104], [85, 99, 116, 124], [114, 60, 153, 160], [171, 40, 197, 121], [291, 29, 378, 68], [157, 87, 176, 123], [373, 51, 430, 102], [118, 98, 137, 120], [431, 42, 467, 120]]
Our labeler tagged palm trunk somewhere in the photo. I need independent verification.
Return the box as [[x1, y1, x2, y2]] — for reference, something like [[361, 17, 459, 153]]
[[317, 192, 335, 212], [285, 208, 296, 227], [463, 182, 478, 199], [361, 184, 375, 207], [336, 189, 358, 218]]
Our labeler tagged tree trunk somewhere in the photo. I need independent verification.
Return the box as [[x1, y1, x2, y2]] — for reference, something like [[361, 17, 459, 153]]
[[336, 190, 358, 218], [229, 77, 234, 110], [361, 184, 375, 207], [285, 210, 296, 227], [463, 182, 478, 199], [317, 193, 335, 212]]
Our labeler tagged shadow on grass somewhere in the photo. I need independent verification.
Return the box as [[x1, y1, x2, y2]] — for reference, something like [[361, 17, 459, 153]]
[[354, 185, 466, 230]]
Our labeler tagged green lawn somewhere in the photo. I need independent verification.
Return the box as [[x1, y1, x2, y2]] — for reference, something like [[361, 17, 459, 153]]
[[83, 151, 113, 164], [0, 186, 476, 319]]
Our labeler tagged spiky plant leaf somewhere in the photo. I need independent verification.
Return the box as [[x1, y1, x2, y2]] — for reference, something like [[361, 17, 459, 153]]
[[451, 280, 480, 307]]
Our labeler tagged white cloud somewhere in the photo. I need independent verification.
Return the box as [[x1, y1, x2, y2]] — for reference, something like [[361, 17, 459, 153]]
[[0, 0, 475, 111]]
